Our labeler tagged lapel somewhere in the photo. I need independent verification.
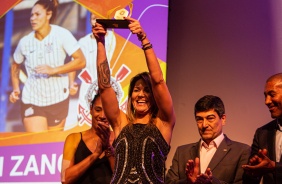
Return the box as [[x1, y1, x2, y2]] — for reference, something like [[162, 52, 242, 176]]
[[189, 140, 202, 172], [208, 135, 231, 171], [268, 120, 278, 161], [190, 140, 201, 159]]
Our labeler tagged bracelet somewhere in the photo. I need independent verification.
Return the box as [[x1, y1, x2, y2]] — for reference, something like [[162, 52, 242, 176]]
[[138, 34, 146, 41], [105, 146, 114, 157], [142, 44, 153, 51], [141, 42, 151, 47]]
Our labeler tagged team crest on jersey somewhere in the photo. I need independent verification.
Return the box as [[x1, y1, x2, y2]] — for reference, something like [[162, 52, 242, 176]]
[[45, 43, 53, 53]]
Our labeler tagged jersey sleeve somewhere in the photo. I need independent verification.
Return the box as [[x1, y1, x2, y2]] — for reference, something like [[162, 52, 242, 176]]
[[60, 27, 80, 56], [13, 38, 25, 64]]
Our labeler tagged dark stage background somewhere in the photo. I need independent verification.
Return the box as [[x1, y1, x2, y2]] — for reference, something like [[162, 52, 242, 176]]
[[166, 0, 282, 168]]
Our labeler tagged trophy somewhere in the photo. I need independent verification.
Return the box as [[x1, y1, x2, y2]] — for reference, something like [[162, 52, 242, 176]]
[[96, 8, 130, 29]]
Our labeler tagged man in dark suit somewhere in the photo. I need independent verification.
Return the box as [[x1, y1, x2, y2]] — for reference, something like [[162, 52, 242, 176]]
[[242, 73, 282, 184], [166, 95, 251, 184]]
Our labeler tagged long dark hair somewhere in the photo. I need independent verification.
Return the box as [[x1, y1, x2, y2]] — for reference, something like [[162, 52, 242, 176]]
[[126, 72, 158, 123], [34, 0, 59, 23]]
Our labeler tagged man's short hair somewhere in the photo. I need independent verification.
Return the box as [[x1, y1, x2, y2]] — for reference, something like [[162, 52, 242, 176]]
[[194, 95, 225, 118]]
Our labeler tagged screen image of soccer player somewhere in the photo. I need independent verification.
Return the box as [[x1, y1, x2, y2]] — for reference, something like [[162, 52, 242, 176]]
[[0, 0, 168, 182]]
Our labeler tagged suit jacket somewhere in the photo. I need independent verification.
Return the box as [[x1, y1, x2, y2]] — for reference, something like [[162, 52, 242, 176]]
[[248, 119, 282, 184], [165, 134, 250, 184]]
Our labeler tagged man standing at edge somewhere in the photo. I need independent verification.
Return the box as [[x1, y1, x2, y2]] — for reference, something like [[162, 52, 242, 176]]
[[243, 73, 282, 184]]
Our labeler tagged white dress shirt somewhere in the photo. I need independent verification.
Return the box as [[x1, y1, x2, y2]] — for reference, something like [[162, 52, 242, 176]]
[[200, 133, 224, 173], [276, 123, 282, 162]]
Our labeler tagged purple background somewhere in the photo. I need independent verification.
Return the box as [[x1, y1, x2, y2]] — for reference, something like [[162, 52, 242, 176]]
[[0, 142, 64, 182], [115, 0, 168, 62]]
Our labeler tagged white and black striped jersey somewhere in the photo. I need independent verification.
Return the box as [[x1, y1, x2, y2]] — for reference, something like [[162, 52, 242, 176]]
[[77, 30, 116, 125], [14, 25, 80, 106]]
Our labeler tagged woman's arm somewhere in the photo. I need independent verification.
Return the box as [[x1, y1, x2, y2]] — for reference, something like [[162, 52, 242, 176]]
[[105, 146, 115, 172], [61, 133, 103, 184], [96, 121, 116, 172], [35, 48, 86, 75], [9, 61, 21, 103], [92, 23, 125, 136], [126, 17, 176, 141], [126, 17, 175, 124], [68, 71, 78, 96]]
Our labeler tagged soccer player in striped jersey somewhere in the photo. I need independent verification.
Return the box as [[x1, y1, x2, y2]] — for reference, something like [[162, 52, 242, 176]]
[[9, 0, 86, 132], [76, 13, 116, 127]]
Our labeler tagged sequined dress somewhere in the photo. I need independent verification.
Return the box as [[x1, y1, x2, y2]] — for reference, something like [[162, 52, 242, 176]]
[[111, 123, 170, 184]]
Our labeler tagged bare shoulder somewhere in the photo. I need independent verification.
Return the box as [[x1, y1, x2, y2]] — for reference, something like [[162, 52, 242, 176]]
[[62, 132, 83, 161], [119, 110, 129, 129], [155, 118, 174, 145], [155, 116, 175, 130], [65, 132, 82, 145]]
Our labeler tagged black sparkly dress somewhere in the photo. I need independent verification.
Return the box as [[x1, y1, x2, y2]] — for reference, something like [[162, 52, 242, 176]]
[[74, 132, 112, 184], [111, 123, 170, 184]]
